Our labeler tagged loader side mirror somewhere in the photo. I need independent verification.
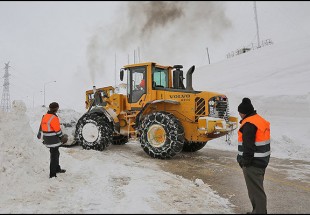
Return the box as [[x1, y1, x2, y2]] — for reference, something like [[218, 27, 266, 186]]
[[120, 69, 124, 81]]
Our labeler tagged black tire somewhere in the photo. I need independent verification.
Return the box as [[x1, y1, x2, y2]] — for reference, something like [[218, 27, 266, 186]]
[[75, 113, 113, 151], [139, 111, 184, 159], [182, 141, 207, 152], [112, 135, 129, 145], [74, 114, 87, 145]]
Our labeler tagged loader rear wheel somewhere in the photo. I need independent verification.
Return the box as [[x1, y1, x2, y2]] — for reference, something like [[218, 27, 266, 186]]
[[75, 113, 113, 151], [140, 111, 184, 159], [182, 141, 207, 152]]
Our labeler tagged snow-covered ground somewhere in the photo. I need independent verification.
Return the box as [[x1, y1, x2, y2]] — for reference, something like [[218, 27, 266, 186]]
[[1, 36, 310, 213], [0, 101, 233, 213]]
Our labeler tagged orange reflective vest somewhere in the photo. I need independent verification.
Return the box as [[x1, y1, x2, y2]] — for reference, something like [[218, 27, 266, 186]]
[[238, 114, 270, 168], [40, 113, 63, 147]]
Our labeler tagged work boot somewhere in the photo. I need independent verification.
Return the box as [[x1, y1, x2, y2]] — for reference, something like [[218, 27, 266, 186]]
[[57, 169, 66, 173], [50, 175, 57, 178]]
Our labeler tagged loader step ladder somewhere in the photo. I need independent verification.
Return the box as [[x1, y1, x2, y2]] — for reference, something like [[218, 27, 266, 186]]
[[125, 113, 138, 140]]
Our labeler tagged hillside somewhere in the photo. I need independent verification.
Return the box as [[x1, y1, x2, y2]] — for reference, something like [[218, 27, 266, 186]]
[[194, 36, 310, 161]]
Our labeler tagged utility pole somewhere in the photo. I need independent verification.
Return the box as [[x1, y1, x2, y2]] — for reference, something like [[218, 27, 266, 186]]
[[0, 62, 11, 112], [254, 1, 261, 48], [206, 47, 211, 64], [134, 49, 136, 64]]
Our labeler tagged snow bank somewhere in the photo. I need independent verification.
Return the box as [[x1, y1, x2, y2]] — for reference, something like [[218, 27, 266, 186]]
[[0, 101, 49, 199]]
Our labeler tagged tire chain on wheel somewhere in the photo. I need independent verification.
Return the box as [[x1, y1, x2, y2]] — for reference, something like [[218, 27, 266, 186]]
[[139, 111, 185, 159], [75, 113, 113, 151]]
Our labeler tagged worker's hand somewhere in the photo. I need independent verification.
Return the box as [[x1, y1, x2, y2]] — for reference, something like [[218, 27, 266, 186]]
[[61, 134, 68, 144], [37, 132, 41, 139], [239, 158, 252, 168]]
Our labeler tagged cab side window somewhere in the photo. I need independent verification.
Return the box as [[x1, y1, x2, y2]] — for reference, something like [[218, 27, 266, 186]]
[[153, 68, 168, 88]]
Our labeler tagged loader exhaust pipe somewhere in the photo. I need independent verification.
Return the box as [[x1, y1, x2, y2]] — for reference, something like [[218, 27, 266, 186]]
[[186, 65, 195, 91], [93, 85, 96, 94], [173, 65, 185, 89]]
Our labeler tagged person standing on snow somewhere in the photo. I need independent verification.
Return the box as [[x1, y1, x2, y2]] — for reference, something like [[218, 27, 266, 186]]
[[37, 102, 68, 178], [237, 97, 271, 214]]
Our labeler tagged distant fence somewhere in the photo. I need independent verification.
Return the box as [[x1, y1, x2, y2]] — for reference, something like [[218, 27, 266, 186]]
[[227, 39, 273, 59]]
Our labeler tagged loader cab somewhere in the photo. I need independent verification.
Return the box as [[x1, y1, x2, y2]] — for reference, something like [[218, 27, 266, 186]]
[[120, 63, 172, 104], [121, 62, 195, 106], [120, 63, 187, 103]]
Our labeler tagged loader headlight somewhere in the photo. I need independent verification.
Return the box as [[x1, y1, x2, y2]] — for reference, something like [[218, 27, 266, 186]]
[[208, 96, 229, 120]]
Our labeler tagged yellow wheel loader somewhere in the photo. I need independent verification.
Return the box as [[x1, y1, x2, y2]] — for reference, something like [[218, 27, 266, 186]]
[[74, 62, 238, 159]]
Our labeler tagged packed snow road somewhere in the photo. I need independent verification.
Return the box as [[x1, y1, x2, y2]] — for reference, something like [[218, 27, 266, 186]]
[[99, 141, 310, 214], [156, 148, 310, 214]]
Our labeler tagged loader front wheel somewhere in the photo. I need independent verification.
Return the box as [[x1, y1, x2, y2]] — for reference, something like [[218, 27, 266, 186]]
[[140, 112, 184, 159], [182, 141, 207, 152], [75, 113, 113, 151]]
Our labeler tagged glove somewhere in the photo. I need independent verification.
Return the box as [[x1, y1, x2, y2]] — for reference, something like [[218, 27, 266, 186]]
[[61, 134, 68, 144], [239, 158, 252, 168], [37, 131, 41, 139]]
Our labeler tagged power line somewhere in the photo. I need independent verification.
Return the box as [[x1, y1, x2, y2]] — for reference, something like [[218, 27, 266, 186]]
[[254, 1, 261, 48]]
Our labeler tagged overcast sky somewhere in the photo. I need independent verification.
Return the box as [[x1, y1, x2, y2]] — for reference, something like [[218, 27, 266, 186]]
[[0, 1, 310, 112]]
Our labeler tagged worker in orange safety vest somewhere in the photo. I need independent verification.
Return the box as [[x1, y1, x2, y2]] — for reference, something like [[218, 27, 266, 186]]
[[237, 97, 270, 214], [37, 102, 67, 178]]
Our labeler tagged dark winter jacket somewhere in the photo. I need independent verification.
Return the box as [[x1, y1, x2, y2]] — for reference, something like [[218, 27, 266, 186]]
[[237, 111, 271, 169]]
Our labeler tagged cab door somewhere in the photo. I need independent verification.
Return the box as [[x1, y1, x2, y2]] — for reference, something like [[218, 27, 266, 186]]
[[128, 66, 147, 104]]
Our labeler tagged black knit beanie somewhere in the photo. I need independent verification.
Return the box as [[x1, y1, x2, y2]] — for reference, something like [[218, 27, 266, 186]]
[[238, 98, 254, 115], [49, 102, 59, 110]]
